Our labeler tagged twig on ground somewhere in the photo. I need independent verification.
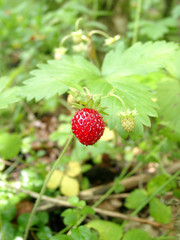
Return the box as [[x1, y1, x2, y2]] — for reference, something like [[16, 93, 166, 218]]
[[30, 230, 38, 240], [0, 158, 12, 166], [79, 162, 180, 197], [1, 182, 171, 229]]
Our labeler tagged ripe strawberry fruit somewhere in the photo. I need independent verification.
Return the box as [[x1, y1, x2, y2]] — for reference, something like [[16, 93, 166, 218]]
[[71, 108, 105, 146], [121, 116, 135, 132]]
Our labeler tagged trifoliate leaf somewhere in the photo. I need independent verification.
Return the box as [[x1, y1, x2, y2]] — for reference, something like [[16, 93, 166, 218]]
[[125, 189, 148, 210], [122, 229, 152, 240], [0, 133, 22, 159], [87, 220, 123, 240], [20, 55, 100, 101], [149, 198, 171, 224]]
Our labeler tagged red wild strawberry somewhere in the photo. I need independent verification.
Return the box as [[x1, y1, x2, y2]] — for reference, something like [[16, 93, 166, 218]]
[[71, 108, 105, 146]]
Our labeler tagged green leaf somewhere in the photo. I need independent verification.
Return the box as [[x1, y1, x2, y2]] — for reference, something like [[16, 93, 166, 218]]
[[68, 196, 86, 208], [80, 206, 95, 215], [21, 55, 100, 101], [17, 213, 39, 229], [0, 87, 20, 109], [125, 189, 148, 210], [147, 174, 176, 195], [36, 226, 52, 240], [0, 221, 16, 240], [114, 179, 125, 194], [20, 169, 44, 191], [68, 196, 80, 206], [87, 220, 123, 240], [149, 198, 171, 224], [165, 50, 180, 79], [139, 18, 177, 40], [51, 234, 72, 240], [0, 133, 22, 159], [157, 51, 180, 134], [36, 212, 49, 226], [157, 78, 180, 133], [1, 204, 16, 221], [122, 229, 152, 240], [61, 209, 78, 226], [71, 226, 94, 240], [172, 5, 180, 19], [102, 41, 177, 77], [0, 76, 9, 92]]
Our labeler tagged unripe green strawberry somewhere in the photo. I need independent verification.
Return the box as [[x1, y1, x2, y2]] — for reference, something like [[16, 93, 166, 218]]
[[121, 116, 135, 132], [120, 109, 137, 133]]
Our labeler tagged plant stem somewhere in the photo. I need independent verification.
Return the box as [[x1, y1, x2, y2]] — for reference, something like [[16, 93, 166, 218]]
[[108, 93, 127, 110], [75, 18, 83, 30], [23, 134, 74, 240], [88, 30, 110, 38], [132, 0, 143, 44]]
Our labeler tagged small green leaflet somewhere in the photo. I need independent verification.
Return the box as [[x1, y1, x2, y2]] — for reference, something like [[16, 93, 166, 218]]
[[87, 220, 123, 240], [125, 189, 148, 210], [0, 77, 20, 109], [149, 198, 171, 224], [0, 133, 22, 159], [20, 55, 101, 101], [102, 41, 178, 77], [0, 87, 20, 109], [122, 229, 152, 240], [139, 18, 177, 40], [157, 50, 180, 134]]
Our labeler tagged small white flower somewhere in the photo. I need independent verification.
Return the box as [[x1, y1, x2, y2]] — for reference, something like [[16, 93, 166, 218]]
[[73, 42, 88, 52], [104, 35, 120, 46], [54, 47, 67, 60], [72, 29, 83, 43]]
